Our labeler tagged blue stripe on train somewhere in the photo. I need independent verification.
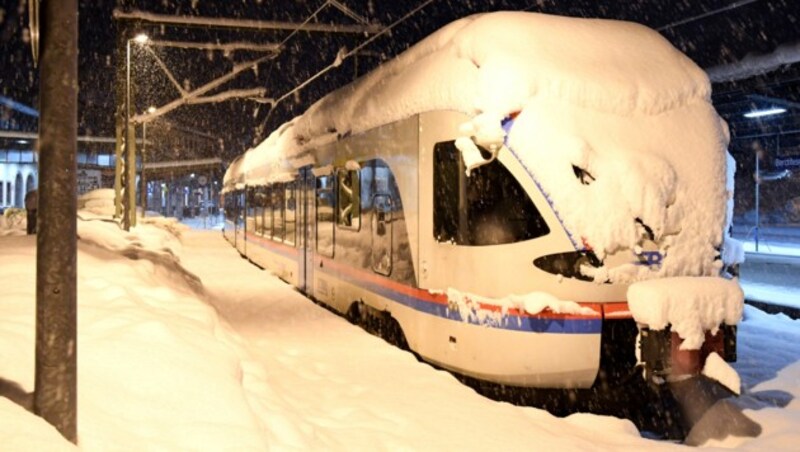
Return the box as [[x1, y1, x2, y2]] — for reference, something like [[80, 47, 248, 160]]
[[321, 266, 602, 335]]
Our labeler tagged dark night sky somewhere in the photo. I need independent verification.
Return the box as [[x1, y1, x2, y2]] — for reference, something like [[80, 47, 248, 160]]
[[1, 1, 799, 161]]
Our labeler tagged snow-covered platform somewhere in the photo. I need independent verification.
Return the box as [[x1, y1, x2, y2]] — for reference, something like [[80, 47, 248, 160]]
[[1, 221, 799, 449], [737, 245, 800, 318]]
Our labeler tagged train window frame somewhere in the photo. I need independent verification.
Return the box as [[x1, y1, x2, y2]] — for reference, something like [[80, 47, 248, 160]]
[[335, 167, 361, 231], [433, 140, 550, 246], [315, 174, 335, 258]]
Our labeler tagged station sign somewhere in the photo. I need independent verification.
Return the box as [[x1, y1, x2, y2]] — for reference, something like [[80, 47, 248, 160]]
[[774, 156, 800, 169], [77, 169, 102, 195]]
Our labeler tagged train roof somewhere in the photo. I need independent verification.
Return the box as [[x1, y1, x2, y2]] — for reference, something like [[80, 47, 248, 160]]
[[224, 11, 711, 192]]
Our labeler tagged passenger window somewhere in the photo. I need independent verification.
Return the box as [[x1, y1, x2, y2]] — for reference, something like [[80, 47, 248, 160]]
[[248, 188, 258, 235], [285, 182, 296, 245], [316, 175, 335, 257], [433, 141, 549, 246], [272, 183, 285, 240], [263, 186, 273, 237], [371, 194, 393, 276], [336, 168, 360, 230], [254, 187, 266, 236]]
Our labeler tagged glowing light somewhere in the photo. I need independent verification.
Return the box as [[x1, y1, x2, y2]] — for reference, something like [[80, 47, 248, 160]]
[[147, 106, 157, 114], [133, 33, 149, 44], [744, 107, 786, 118]]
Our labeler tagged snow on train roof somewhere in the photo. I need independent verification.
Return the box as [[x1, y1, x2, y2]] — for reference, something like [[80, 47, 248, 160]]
[[224, 11, 710, 191], [224, 11, 730, 287]]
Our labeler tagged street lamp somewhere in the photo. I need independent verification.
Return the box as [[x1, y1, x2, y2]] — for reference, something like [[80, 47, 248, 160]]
[[123, 32, 148, 230]]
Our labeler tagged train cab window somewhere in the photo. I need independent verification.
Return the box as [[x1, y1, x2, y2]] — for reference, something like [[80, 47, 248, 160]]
[[336, 168, 361, 230], [433, 141, 549, 246], [316, 175, 335, 257], [285, 182, 296, 246], [272, 183, 285, 241]]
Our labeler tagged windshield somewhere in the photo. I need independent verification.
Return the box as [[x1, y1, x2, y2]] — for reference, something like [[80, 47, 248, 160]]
[[433, 140, 549, 246]]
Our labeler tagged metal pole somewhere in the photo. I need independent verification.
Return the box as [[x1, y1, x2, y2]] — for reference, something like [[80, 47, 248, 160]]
[[123, 38, 131, 230], [141, 121, 147, 216], [35, 0, 78, 443], [123, 39, 138, 230], [113, 26, 128, 220], [755, 150, 760, 252]]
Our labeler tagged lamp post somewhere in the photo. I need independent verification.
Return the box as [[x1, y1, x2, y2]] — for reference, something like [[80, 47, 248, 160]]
[[140, 106, 156, 216], [122, 33, 148, 230]]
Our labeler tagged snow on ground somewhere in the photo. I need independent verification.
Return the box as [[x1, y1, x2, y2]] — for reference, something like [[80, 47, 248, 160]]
[[741, 279, 800, 311], [742, 240, 800, 257], [0, 220, 798, 450]]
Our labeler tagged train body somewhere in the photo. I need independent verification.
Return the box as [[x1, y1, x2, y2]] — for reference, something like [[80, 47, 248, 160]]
[[222, 12, 738, 390]]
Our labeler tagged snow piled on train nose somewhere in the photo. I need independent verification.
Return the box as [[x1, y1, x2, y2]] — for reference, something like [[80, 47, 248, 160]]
[[506, 97, 728, 284]]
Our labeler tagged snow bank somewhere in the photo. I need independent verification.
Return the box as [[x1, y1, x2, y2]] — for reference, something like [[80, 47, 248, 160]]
[[627, 277, 744, 349], [78, 220, 184, 261], [0, 398, 76, 451], [0, 218, 269, 450], [0, 208, 26, 236], [78, 188, 116, 217]]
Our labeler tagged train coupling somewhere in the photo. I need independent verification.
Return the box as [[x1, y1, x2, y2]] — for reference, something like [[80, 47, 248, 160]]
[[639, 324, 737, 382], [639, 324, 761, 445]]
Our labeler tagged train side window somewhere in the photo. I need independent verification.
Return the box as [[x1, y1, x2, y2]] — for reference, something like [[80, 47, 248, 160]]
[[237, 191, 245, 227], [433, 141, 549, 246], [336, 168, 361, 230], [254, 187, 265, 236], [285, 182, 296, 246], [316, 174, 335, 257], [263, 185, 273, 237], [246, 187, 256, 234], [273, 183, 285, 241], [371, 194, 393, 276]]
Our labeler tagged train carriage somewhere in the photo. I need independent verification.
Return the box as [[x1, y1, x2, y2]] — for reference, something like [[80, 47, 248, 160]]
[[221, 11, 741, 397]]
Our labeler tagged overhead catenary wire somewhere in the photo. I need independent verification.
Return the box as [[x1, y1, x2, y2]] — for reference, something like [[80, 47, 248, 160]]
[[656, 0, 761, 31], [267, 0, 438, 117], [276, 0, 334, 50]]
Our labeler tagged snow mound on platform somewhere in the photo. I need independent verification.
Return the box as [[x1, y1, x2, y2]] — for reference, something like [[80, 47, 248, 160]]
[[78, 188, 116, 217]]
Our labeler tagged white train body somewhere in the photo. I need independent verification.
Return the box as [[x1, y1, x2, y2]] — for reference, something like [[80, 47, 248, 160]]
[[221, 12, 731, 388]]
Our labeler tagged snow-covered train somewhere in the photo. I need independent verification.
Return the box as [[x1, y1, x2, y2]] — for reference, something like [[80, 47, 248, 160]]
[[222, 12, 742, 397]]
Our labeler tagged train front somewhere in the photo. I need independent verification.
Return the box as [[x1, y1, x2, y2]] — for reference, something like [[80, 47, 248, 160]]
[[434, 12, 754, 441]]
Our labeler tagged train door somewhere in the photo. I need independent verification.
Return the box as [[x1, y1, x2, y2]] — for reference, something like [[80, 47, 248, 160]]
[[299, 167, 315, 294]]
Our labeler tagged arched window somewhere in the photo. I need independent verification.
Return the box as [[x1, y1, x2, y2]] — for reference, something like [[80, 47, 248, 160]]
[[26, 173, 35, 193], [14, 173, 23, 207]]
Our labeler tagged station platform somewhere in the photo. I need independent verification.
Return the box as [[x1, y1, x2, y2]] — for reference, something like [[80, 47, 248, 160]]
[[733, 228, 800, 319]]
